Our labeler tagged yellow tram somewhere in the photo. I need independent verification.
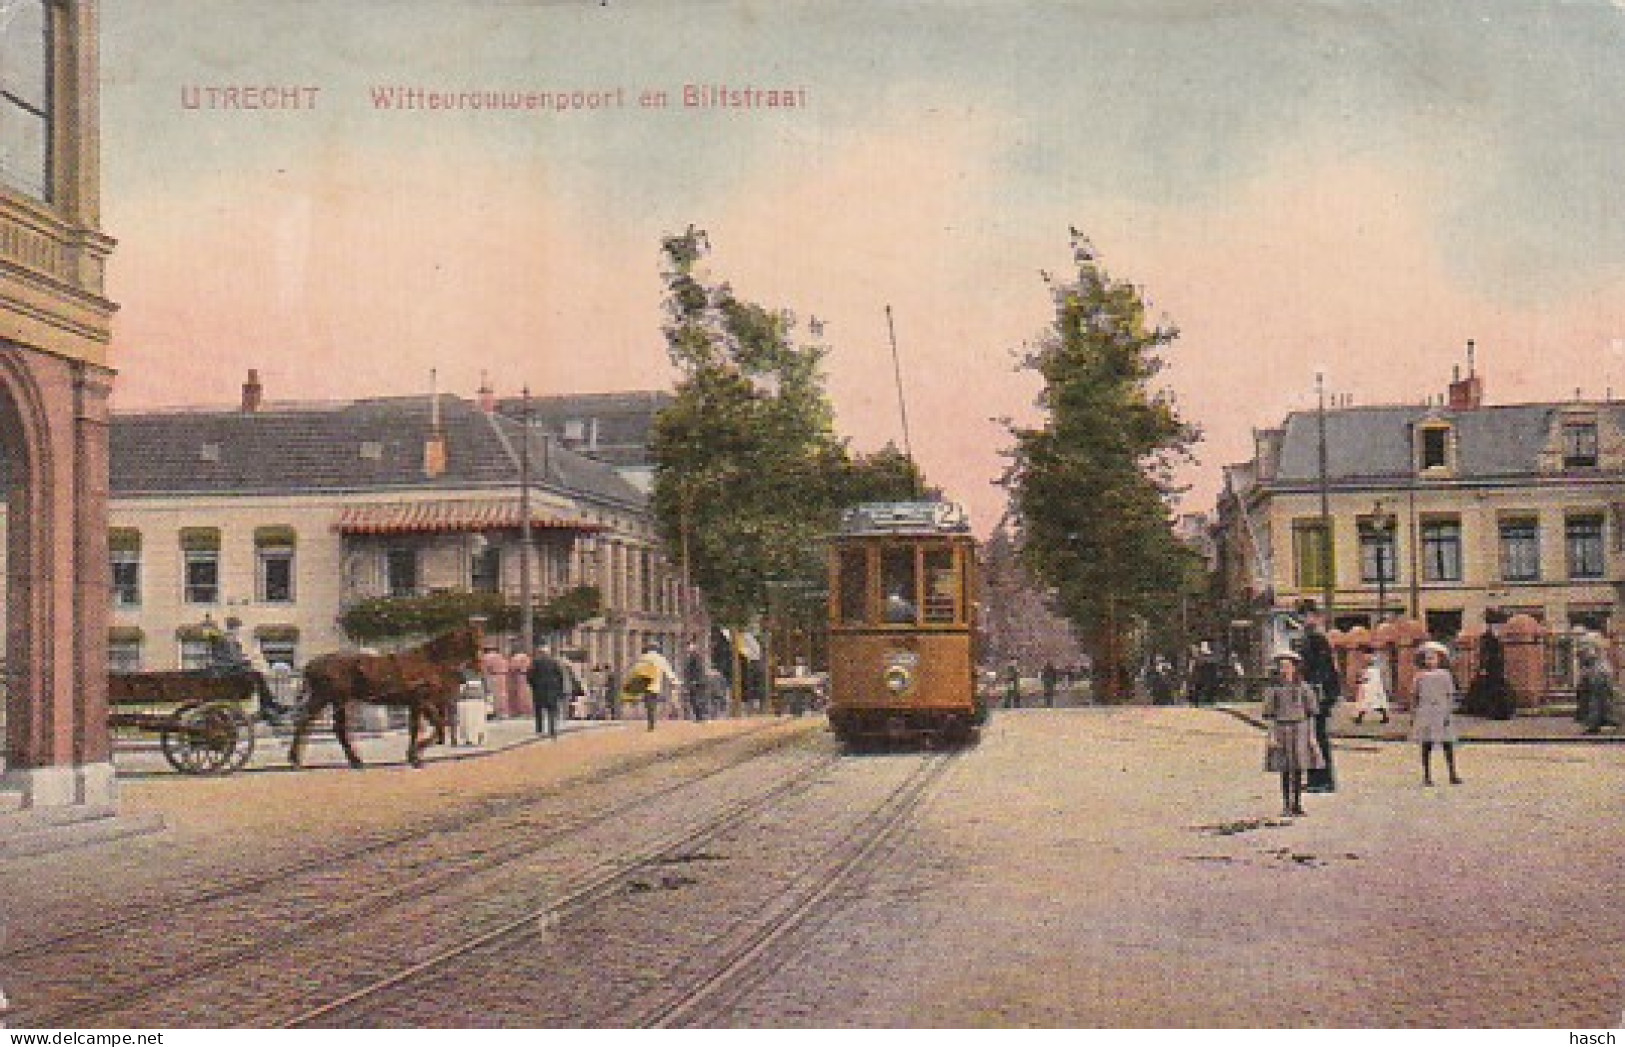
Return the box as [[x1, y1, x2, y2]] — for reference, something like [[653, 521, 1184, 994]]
[[826, 501, 985, 747]]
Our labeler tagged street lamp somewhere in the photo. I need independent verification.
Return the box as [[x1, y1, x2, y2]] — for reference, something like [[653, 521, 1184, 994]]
[[1371, 499, 1392, 624]]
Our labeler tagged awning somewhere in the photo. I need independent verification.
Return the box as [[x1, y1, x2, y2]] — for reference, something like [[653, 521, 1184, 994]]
[[335, 499, 606, 537]]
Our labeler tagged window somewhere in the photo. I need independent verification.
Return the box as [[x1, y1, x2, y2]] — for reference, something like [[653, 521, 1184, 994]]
[[471, 545, 501, 594], [837, 548, 868, 625], [1563, 422, 1599, 469], [108, 638, 142, 673], [386, 547, 419, 597], [180, 528, 221, 605], [1499, 518, 1541, 582], [922, 547, 961, 624], [1357, 519, 1397, 584], [1292, 520, 1334, 590], [109, 529, 141, 608], [255, 528, 297, 604], [0, 0, 51, 200], [1420, 427, 1450, 470], [258, 638, 298, 672], [179, 638, 211, 671], [1421, 518, 1462, 582], [1566, 514, 1605, 579], [880, 547, 918, 625]]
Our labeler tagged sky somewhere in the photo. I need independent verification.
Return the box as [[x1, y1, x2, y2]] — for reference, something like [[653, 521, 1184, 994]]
[[98, 0, 1625, 534]]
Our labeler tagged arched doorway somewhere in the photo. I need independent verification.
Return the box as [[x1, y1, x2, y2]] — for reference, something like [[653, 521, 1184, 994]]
[[0, 345, 115, 810]]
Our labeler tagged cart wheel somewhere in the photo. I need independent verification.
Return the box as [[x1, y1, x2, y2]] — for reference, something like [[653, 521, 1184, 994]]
[[161, 702, 253, 774]]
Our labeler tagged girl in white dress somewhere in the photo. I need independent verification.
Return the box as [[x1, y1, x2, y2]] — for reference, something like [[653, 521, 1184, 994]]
[[1353, 645, 1391, 725], [1410, 641, 1462, 786]]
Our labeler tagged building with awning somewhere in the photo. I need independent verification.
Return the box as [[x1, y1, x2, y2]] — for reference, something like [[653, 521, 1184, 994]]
[[100, 378, 697, 674]]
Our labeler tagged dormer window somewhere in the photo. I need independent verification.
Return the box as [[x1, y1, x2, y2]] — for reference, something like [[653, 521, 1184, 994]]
[[1421, 429, 1448, 469], [1563, 420, 1598, 469], [1416, 421, 1454, 474]]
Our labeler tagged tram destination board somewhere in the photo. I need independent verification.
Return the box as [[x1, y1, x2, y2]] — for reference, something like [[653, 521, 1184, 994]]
[[839, 501, 970, 536]]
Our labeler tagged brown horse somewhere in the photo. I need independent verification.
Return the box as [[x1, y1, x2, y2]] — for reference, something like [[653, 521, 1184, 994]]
[[288, 627, 479, 769]]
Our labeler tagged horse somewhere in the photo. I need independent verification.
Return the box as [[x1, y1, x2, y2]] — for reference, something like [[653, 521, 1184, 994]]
[[288, 627, 479, 769]]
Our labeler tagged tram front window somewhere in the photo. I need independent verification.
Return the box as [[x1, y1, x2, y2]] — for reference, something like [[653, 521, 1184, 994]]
[[881, 548, 918, 624], [923, 548, 960, 624], [838, 548, 869, 625]]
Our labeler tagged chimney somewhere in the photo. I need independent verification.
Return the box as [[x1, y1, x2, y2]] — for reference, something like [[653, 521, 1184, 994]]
[[424, 368, 447, 478], [477, 370, 495, 414], [241, 369, 263, 413], [1447, 339, 1484, 410]]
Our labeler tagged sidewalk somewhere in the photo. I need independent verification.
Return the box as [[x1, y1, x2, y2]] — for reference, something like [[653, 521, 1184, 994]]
[[1214, 701, 1625, 744]]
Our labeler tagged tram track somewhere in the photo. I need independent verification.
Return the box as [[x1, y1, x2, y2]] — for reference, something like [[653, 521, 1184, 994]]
[[642, 750, 959, 1029], [0, 720, 788, 966], [4, 721, 825, 1028], [281, 748, 961, 1029]]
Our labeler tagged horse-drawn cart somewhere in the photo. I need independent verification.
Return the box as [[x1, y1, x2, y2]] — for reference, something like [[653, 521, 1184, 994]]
[[107, 671, 264, 774]]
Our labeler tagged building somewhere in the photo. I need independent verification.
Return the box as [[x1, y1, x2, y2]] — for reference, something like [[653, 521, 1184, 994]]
[[492, 388, 671, 493], [1213, 356, 1625, 640], [1, 0, 120, 812], [105, 377, 697, 676]]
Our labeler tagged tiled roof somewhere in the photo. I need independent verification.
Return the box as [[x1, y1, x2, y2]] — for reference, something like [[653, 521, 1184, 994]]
[[111, 395, 645, 508], [335, 499, 606, 535], [495, 390, 671, 467], [1270, 402, 1625, 484]]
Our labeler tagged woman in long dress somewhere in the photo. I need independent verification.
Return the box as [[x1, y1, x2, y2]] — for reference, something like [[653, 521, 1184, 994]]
[[1260, 650, 1324, 818], [1411, 641, 1463, 786], [1353, 645, 1391, 724]]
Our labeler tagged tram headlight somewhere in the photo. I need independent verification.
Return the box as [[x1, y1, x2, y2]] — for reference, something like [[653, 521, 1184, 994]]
[[883, 665, 912, 694]]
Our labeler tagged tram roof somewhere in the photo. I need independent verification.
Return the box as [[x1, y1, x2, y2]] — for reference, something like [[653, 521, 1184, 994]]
[[837, 501, 973, 537]]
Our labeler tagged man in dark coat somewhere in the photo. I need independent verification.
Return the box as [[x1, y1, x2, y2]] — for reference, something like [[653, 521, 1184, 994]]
[[1467, 611, 1515, 720], [1296, 604, 1341, 792], [682, 641, 708, 722], [527, 643, 567, 739]]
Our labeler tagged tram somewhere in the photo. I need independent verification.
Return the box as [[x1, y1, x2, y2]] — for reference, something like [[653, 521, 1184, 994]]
[[826, 501, 985, 748]]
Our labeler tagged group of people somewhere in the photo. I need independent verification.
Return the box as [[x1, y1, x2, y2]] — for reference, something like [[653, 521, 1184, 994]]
[[1260, 603, 1465, 818], [470, 640, 726, 739]]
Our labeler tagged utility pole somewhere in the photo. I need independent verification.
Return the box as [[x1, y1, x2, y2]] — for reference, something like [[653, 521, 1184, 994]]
[[1317, 372, 1334, 619], [520, 387, 534, 656]]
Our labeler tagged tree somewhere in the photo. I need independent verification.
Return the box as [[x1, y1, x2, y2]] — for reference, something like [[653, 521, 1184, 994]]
[[651, 228, 847, 630], [1000, 230, 1201, 702], [651, 229, 934, 636]]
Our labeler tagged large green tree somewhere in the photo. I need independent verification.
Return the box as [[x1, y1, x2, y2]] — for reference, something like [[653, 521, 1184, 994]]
[[651, 229, 924, 631], [1001, 230, 1201, 701]]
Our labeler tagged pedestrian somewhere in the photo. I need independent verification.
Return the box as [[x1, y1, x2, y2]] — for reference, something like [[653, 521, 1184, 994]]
[[622, 643, 674, 731], [1352, 644, 1391, 725], [1411, 640, 1463, 786], [1187, 642, 1221, 706], [481, 645, 510, 718], [1041, 661, 1058, 708], [1577, 634, 1620, 735], [1465, 611, 1515, 720], [1004, 660, 1021, 709], [1296, 603, 1341, 793], [507, 643, 534, 721], [526, 643, 567, 739], [1260, 649, 1324, 818], [682, 641, 708, 722]]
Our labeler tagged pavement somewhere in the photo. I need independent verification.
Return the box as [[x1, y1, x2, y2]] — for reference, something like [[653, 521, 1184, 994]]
[[1213, 700, 1625, 744]]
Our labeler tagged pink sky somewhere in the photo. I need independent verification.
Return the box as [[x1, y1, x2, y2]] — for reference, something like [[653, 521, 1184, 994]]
[[101, 2, 1625, 535]]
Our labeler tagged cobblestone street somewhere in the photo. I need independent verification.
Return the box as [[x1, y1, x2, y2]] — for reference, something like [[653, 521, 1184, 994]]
[[2, 709, 1620, 1028]]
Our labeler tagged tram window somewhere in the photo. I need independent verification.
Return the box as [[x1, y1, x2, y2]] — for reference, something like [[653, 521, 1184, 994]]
[[881, 548, 918, 624], [923, 548, 960, 624], [838, 548, 869, 625]]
